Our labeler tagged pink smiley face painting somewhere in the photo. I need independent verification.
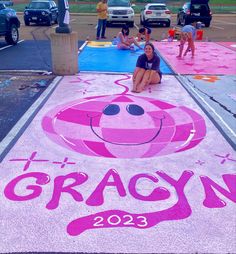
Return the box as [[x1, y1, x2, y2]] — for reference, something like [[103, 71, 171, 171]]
[[42, 94, 206, 158]]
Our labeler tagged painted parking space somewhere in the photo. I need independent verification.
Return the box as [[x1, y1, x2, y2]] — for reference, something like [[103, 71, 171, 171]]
[[178, 75, 236, 149], [79, 44, 174, 74], [216, 41, 236, 51], [0, 73, 235, 253], [153, 41, 236, 75]]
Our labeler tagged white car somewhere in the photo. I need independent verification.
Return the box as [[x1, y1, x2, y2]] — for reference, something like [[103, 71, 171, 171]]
[[107, 0, 135, 27], [140, 3, 171, 27]]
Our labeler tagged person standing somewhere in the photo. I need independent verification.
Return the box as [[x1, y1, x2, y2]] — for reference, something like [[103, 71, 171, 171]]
[[96, 0, 108, 40], [177, 21, 199, 58]]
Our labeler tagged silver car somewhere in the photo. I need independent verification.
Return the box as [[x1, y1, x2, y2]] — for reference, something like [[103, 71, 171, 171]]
[[140, 3, 171, 27], [107, 0, 135, 27]]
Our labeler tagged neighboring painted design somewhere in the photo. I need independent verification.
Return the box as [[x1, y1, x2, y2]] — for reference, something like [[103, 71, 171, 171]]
[[42, 77, 206, 158], [153, 41, 236, 75], [194, 75, 220, 83]]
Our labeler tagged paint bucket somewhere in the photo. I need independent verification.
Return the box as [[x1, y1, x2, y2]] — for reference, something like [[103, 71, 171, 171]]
[[168, 29, 175, 37], [196, 30, 203, 40]]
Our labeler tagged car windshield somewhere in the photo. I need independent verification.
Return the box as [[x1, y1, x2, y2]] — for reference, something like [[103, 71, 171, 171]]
[[108, 0, 130, 7], [148, 5, 166, 10], [28, 2, 49, 9], [191, 3, 209, 13]]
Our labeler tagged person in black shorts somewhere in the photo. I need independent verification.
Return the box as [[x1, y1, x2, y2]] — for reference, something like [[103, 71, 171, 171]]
[[132, 42, 162, 93]]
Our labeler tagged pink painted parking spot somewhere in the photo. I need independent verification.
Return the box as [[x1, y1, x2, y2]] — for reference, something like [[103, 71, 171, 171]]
[[153, 41, 236, 75], [0, 73, 235, 253]]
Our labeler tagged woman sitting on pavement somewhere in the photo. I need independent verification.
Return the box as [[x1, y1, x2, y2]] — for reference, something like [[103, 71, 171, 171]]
[[117, 25, 142, 50], [132, 42, 162, 93]]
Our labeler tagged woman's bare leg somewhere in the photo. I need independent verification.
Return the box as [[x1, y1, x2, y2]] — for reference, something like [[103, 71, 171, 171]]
[[129, 37, 142, 49], [190, 40, 195, 57], [136, 70, 150, 92], [132, 68, 145, 92], [117, 43, 131, 50], [136, 71, 161, 92]]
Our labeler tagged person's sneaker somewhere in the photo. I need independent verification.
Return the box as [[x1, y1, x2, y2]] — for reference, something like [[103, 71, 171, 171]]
[[101, 36, 107, 39], [96, 37, 99, 40]]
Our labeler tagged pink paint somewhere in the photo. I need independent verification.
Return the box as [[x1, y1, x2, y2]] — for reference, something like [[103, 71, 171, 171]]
[[46, 172, 88, 210], [4, 172, 50, 201], [42, 94, 206, 158], [153, 41, 236, 75], [200, 174, 236, 208], [3, 166, 236, 236], [67, 170, 194, 236], [129, 173, 170, 201], [86, 169, 126, 206]]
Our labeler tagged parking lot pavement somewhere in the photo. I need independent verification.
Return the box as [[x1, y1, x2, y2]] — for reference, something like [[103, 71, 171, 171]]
[[0, 73, 235, 253], [0, 40, 85, 71], [0, 15, 235, 251], [0, 72, 56, 143]]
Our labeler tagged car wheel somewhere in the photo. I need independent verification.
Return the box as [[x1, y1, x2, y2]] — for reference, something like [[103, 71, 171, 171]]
[[106, 21, 111, 27], [24, 20, 30, 26], [47, 16, 52, 26], [55, 15, 58, 24], [5, 24, 19, 45], [205, 21, 210, 27], [184, 18, 189, 26], [143, 18, 148, 26], [128, 21, 134, 28], [140, 16, 143, 25], [177, 16, 181, 25]]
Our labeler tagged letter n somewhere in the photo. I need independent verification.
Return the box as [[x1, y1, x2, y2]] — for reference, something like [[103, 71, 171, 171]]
[[200, 174, 236, 208]]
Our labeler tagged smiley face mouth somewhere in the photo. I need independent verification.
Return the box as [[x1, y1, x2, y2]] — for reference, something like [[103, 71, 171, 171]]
[[88, 115, 164, 146]]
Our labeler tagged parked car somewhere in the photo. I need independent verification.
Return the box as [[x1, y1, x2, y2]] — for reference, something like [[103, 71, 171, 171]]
[[0, 0, 13, 6], [24, 0, 58, 26], [0, 3, 20, 45], [107, 0, 135, 27], [140, 3, 171, 27], [177, 0, 212, 27]]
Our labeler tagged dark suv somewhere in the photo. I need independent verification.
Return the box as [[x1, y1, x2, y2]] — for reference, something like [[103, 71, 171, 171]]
[[0, 3, 20, 45], [24, 1, 58, 26], [177, 0, 212, 27]]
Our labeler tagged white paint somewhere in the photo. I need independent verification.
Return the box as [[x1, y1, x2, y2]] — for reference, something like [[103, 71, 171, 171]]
[[0, 76, 62, 161], [0, 40, 24, 51], [211, 25, 224, 30], [215, 20, 236, 25]]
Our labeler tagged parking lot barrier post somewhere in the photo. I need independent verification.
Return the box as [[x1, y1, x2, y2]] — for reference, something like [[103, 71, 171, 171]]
[[50, 31, 78, 75]]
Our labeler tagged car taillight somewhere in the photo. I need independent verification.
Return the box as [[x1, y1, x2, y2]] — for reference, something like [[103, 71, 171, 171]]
[[165, 10, 171, 14], [209, 11, 212, 15], [145, 10, 152, 15]]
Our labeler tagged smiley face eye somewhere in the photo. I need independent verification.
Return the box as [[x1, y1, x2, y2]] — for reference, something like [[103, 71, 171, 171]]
[[126, 104, 144, 115], [103, 104, 120, 115]]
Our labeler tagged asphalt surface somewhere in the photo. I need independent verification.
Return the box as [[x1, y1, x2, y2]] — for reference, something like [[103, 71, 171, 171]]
[[16, 13, 236, 42]]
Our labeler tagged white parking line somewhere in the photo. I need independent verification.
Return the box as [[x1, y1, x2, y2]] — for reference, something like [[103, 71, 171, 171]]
[[214, 20, 236, 25], [211, 25, 224, 30], [0, 40, 24, 51], [134, 23, 139, 30]]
